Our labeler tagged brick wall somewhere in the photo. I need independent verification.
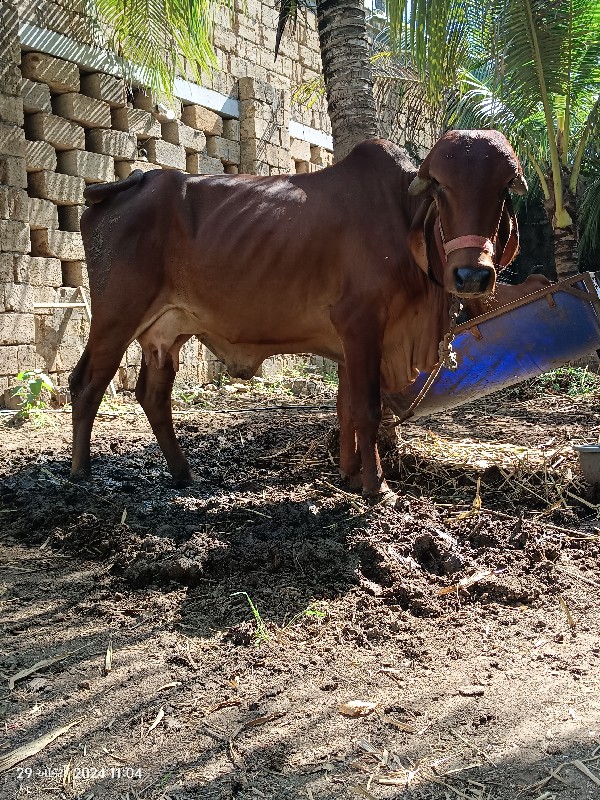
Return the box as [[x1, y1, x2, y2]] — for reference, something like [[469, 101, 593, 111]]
[[0, 1, 335, 405]]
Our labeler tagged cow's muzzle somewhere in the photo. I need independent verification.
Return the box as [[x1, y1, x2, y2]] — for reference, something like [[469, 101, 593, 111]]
[[453, 267, 493, 297]]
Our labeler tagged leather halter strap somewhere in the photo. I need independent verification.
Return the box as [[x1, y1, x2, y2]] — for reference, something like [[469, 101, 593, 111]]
[[443, 235, 494, 257], [436, 194, 507, 265]]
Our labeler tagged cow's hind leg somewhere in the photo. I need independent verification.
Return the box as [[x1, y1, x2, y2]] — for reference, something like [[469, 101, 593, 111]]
[[135, 357, 193, 486], [70, 346, 124, 479]]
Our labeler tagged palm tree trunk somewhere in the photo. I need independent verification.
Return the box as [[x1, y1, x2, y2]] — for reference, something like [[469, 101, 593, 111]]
[[553, 226, 579, 277], [544, 173, 579, 277], [316, 0, 379, 160]]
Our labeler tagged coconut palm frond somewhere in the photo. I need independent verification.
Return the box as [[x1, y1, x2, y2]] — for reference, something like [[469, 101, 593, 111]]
[[387, 0, 478, 103], [92, 0, 233, 94], [275, 1, 314, 58], [579, 143, 600, 261], [291, 75, 325, 108]]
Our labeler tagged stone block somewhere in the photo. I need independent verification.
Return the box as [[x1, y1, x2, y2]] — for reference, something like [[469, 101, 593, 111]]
[[225, 165, 239, 175], [58, 204, 85, 231], [310, 145, 333, 167], [133, 90, 153, 112], [0, 36, 20, 67], [186, 152, 224, 175], [25, 140, 57, 173], [24, 112, 86, 151], [28, 170, 85, 206], [31, 228, 85, 261], [9, 254, 31, 283], [147, 139, 186, 170], [0, 312, 35, 345], [245, 159, 269, 176], [114, 160, 161, 178], [0, 123, 26, 157], [151, 95, 182, 123], [80, 72, 127, 108], [48, 343, 84, 371], [214, 24, 237, 51], [32, 285, 60, 309], [62, 260, 88, 287], [28, 256, 62, 286], [161, 121, 206, 152], [240, 137, 260, 169], [3, 282, 34, 313], [181, 105, 223, 136], [298, 45, 321, 72], [0, 345, 20, 375], [1, 62, 23, 97], [111, 106, 161, 139], [21, 52, 80, 94], [52, 92, 111, 129], [0, 155, 27, 187], [0, 254, 16, 281], [21, 78, 52, 114], [29, 197, 59, 230], [290, 138, 311, 162], [0, 220, 30, 253], [86, 128, 137, 160], [238, 76, 278, 105], [0, 0, 17, 46], [0, 187, 29, 222], [210, 70, 238, 99], [223, 118, 240, 141], [279, 127, 290, 150], [0, 94, 24, 126], [57, 149, 115, 184], [206, 135, 240, 165], [294, 160, 310, 174]]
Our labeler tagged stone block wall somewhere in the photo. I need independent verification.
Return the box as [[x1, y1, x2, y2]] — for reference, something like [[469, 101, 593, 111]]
[[0, 1, 335, 406]]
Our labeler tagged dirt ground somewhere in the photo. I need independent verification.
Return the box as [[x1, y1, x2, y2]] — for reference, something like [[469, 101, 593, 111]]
[[1, 378, 600, 800]]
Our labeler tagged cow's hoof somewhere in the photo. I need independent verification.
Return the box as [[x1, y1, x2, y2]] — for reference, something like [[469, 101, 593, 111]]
[[172, 471, 196, 488], [69, 468, 91, 482], [364, 489, 398, 507], [340, 471, 362, 492]]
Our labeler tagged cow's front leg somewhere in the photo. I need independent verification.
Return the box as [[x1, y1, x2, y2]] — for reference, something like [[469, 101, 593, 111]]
[[333, 309, 396, 503], [336, 364, 361, 489], [135, 357, 193, 487]]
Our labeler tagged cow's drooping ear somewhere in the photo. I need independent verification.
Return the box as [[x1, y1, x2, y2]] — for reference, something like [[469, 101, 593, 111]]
[[509, 173, 528, 195], [408, 199, 437, 275], [497, 195, 520, 268], [408, 148, 434, 196], [408, 175, 431, 196]]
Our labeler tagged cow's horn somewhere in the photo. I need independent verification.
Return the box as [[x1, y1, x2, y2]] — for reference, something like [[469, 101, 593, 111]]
[[509, 174, 528, 195], [408, 175, 431, 196]]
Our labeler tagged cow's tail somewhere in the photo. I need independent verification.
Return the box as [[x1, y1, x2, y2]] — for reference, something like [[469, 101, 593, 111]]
[[84, 169, 145, 205]]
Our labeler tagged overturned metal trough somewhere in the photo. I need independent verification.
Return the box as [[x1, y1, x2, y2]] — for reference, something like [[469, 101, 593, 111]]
[[386, 272, 600, 422]]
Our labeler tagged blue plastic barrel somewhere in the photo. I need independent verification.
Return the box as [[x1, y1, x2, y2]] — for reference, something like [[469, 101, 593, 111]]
[[386, 273, 600, 421]]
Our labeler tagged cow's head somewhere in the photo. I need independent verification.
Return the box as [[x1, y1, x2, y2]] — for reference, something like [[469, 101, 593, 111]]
[[407, 130, 527, 298]]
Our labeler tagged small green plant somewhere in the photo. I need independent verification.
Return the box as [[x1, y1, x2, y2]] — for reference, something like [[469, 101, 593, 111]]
[[11, 370, 54, 421], [285, 602, 327, 629], [536, 366, 600, 397], [232, 591, 270, 645]]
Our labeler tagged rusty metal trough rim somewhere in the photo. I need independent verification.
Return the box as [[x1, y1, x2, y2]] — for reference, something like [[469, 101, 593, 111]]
[[455, 271, 600, 335]]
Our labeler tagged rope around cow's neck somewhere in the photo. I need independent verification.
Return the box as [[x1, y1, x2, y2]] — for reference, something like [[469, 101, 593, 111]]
[[393, 298, 463, 425]]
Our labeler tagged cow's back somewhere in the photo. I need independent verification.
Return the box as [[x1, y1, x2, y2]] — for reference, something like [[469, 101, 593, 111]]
[[80, 140, 436, 384]]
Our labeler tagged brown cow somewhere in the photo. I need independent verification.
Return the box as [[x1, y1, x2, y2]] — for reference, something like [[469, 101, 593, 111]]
[[70, 130, 528, 500]]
